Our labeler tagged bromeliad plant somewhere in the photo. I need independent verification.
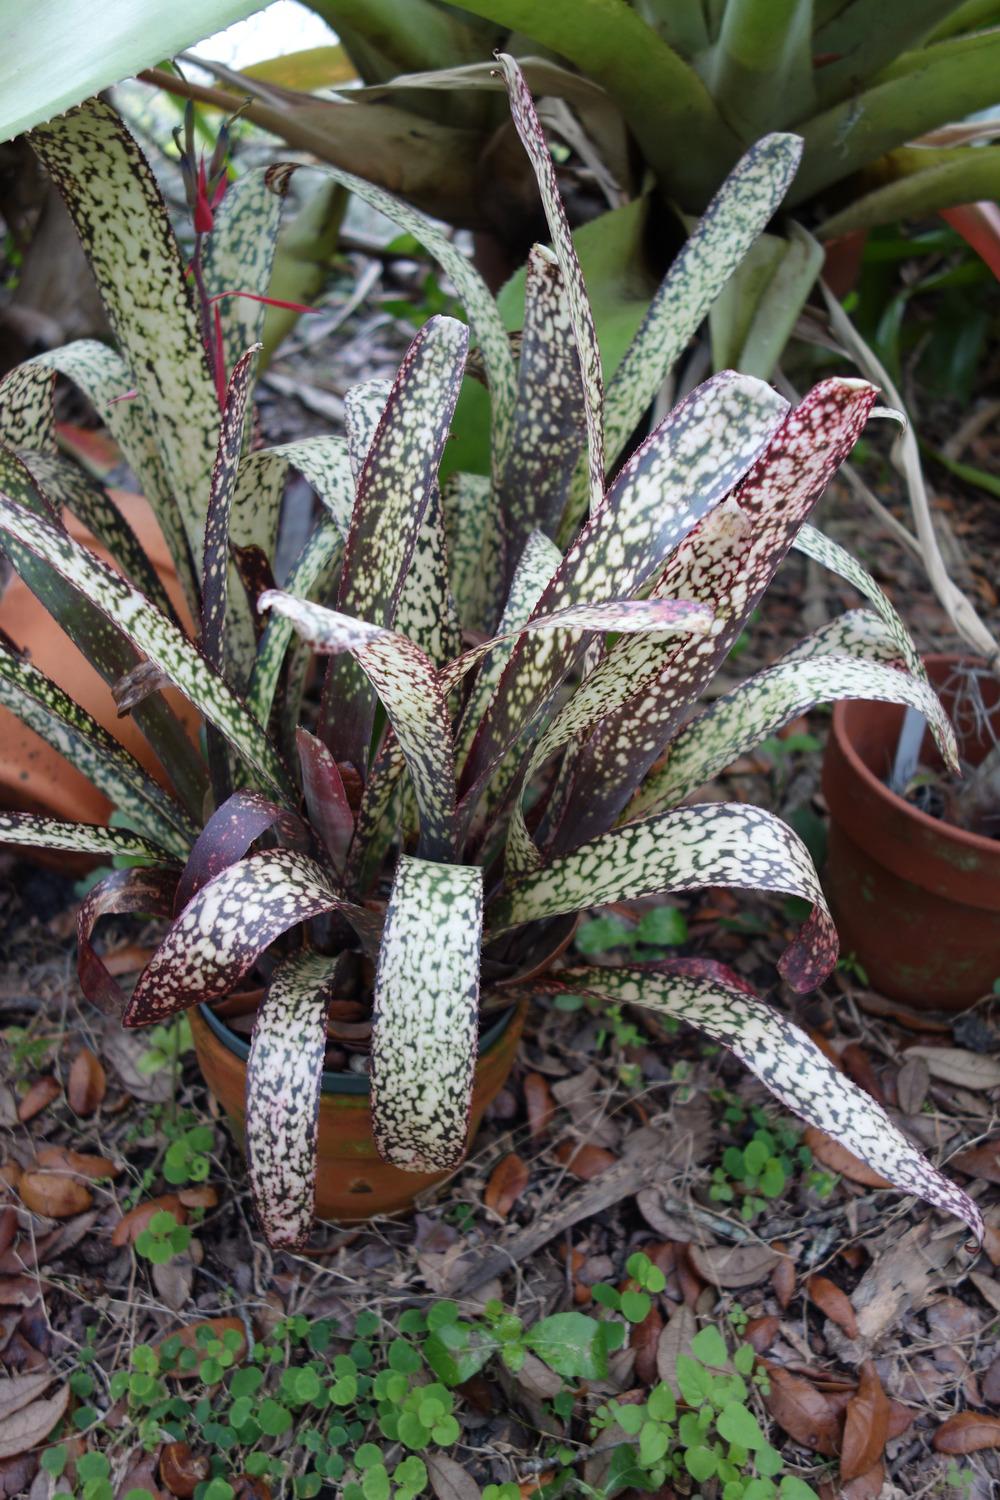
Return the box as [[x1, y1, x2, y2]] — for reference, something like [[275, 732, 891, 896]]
[[0, 57, 981, 1247]]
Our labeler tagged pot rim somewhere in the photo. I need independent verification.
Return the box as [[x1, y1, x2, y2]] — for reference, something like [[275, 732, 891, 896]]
[[197, 999, 519, 1096], [829, 651, 1000, 858]]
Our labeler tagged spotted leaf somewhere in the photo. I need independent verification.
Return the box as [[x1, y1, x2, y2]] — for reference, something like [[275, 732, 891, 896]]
[[246, 518, 341, 731], [371, 855, 483, 1172], [793, 523, 924, 679], [537, 963, 982, 1240], [77, 865, 178, 1016], [174, 789, 307, 914], [202, 345, 259, 675], [0, 810, 174, 864], [246, 950, 337, 1249]]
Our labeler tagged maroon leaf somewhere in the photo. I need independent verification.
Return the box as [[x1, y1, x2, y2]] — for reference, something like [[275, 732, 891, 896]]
[[296, 728, 355, 880], [173, 788, 307, 914], [77, 866, 178, 1016]]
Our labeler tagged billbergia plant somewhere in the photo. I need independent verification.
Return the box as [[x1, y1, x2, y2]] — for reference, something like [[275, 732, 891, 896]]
[[0, 57, 980, 1248]]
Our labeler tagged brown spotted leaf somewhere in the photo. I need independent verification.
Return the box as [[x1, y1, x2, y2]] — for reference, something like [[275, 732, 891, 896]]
[[66, 1047, 105, 1116], [841, 1360, 890, 1480], [932, 1410, 1000, 1454], [484, 1154, 530, 1219]]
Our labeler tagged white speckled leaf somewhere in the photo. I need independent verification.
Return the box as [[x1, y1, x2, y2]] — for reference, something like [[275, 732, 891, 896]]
[[0, 810, 174, 863], [371, 855, 483, 1172], [497, 56, 604, 514], [202, 346, 259, 674], [777, 609, 905, 668], [259, 592, 457, 861], [604, 134, 803, 466], [268, 160, 515, 474], [123, 848, 353, 1026], [0, 494, 290, 801], [246, 518, 342, 730], [30, 99, 219, 574], [632, 655, 959, 816], [202, 169, 283, 392], [442, 471, 503, 635], [543, 963, 981, 1240], [345, 379, 392, 480], [0, 642, 195, 855], [793, 523, 925, 680], [489, 802, 836, 993], [246, 949, 337, 1250]]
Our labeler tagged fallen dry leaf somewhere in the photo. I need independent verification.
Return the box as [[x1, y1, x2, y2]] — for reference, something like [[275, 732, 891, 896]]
[[952, 1138, 1000, 1183], [631, 1301, 663, 1387], [771, 1244, 796, 1308], [160, 1439, 210, 1497], [840, 1459, 885, 1500], [887, 1400, 916, 1439], [933, 1410, 1000, 1454], [982, 1354, 1000, 1406], [66, 1048, 106, 1117], [0, 1210, 14, 1258], [745, 1315, 780, 1353], [0, 1382, 68, 1460], [112, 1195, 187, 1247], [968, 1271, 1000, 1316], [688, 1241, 779, 1289], [764, 1366, 841, 1456], [511, 1350, 564, 1401], [656, 1302, 696, 1394], [553, 1142, 617, 1180], [0, 1166, 20, 1195], [16, 1079, 60, 1124], [840, 1043, 886, 1105], [484, 1154, 530, 1219], [18, 1172, 91, 1219], [523, 1073, 555, 1139], [0, 1372, 53, 1425], [33, 1146, 120, 1180], [177, 1185, 219, 1210], [803, 1127, 892, 1188], [904, 1047, 1000, 1091], [896, 1056, 930, 1115], [807, 1274, 859, 1339], [0, 1279, 40, 1308], [425, 1452, 483, 1500], [840, 1360, 890, 1480]]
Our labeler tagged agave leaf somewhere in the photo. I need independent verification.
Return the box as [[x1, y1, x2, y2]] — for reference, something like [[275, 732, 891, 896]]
[[0, 447, 207, 817], [270, 160, 516, 471], [17, 451, 180, 625], [0, 642, 196, 857], [371, 854, 483, 1171], [460, 372, 788, 814], [260, 593, 457, 861], [30, 99, 220, 574], [77, 865, 179, 1016], [201, 170, 284, 391], [296, 729, 355, 881], [496, 54, 604, 514], [499, 246, 587, 557], [793, 523, 924, 679], [489, 802, 836, 993], [603, 132, 803, 469], [540, 962, 981, 1239], [246, 949, 338, 1249], [246, 519, 342, 731], [27, 342, 199, 611], [202, 346, 260, 676], [174, 789, 307, 913], [0, 494, 292, 802], [631, 655, 959, 817], [550, 378, 878, 849], [0, 810, 175, 864], [320, 315, 469, 767], [123, 848, 374, 1026]]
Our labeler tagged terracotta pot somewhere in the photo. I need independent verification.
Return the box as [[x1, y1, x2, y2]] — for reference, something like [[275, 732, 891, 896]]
[[190, 998, 527, 1223], [823, 654, 1000, 1009], [0, 491, 198, 828]]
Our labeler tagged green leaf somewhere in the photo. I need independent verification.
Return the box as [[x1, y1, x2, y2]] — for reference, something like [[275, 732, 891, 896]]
[[525, 1311, 608, 1380], [635, 906, 688, 947], [258, 1399, 293, 1438], [717, 1401, 767, 1450], [246, 951, 338, 1250], [691, 1325, 729, 1368], [793, 524, 924, 679], [0, 810, 173, 864], [0, 493, 291, 801], [536, 962, 982, 1240], [370, 855, 483, 1171], [684, 1446, 717, 1482], [620, 1290, 651, 1323]]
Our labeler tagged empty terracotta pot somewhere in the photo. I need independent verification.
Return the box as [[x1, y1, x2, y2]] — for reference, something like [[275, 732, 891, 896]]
[[823, 654, 1000, 1009], [0, 491, 198, 830], [190, 999, 526, 1223]]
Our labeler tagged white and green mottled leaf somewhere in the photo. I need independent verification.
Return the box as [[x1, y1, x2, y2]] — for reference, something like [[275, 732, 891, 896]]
[[259, 592, 457, 861], [549, 379, 878, 849], [777, 609, 905, 668], [542, 962, 981, 1239], [489, 802, 836, 992], [631, 655, 959, 817], [123, 848, 350, 1026], [460, 372, 788, 811], [231, 433, 355, 562], [604, 132, 804, 466], [268, 160, 516, 473], [0, 494, 291, 801], [442, 471, 502, 635], [202, 169, 283, 395], [497, 55, 604, 514], [0, 362, 56, 451], [30, 99, 220, 573], [246, 949, 338, 1250], [793, 523, 925, 680], [371, 855, 483, 1172], [0, 810, 174, 864], [247, 518, 342, 731], [202, 346, 259, 676], [499, 246, 586, 555], [345, 378, 392, 480], [0, 642, 195, 856]]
